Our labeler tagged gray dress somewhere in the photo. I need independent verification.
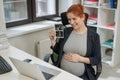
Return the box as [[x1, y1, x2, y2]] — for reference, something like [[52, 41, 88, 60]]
[[61, 31, 87, 76]]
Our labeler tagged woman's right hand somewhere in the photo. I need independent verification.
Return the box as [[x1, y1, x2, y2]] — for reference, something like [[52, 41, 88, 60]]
[[49, 29, 56, 47]]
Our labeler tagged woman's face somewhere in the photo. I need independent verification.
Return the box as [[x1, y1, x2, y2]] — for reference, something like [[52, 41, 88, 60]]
[[67, 12, 84, 30]]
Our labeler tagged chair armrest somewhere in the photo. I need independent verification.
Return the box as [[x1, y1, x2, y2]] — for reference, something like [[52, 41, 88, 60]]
[[43, 54, 52, 62], [96, 62, 102, 79]]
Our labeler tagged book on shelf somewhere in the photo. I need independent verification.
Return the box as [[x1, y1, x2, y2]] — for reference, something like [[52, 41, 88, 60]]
[[84, 0, 98, 6], [109, 0, 118, 8], [88, 15, 97, 20], [87, 19, 97, 25], [87, 15, 97, 25], [102, 39, 113, 48], [100, 0, 117, 8], [106, 23, 115, 29], [110, 0, 114, 8]]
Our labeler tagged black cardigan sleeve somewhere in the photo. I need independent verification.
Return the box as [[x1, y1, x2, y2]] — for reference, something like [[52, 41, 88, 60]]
[[89, 33, 101, 66]]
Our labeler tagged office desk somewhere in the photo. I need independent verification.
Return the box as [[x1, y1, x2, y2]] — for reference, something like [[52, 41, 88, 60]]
[[0, 46, 82, 80]]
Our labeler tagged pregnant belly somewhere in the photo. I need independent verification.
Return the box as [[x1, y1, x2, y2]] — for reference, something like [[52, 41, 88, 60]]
[[61, 57, 85, 76]]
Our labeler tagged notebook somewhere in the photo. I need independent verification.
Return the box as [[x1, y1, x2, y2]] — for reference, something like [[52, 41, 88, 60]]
[[9, 57, 61, 80]]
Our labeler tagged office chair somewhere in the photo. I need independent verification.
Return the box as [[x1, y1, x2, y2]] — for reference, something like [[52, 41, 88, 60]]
[[44, 12, 102, 79]]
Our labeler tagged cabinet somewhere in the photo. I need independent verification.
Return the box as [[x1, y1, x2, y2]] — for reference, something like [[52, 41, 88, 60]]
[[82, 0, 120, 67]]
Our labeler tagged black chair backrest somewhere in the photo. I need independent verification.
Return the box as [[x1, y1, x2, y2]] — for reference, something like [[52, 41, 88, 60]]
[[61, 12, 89, 26]]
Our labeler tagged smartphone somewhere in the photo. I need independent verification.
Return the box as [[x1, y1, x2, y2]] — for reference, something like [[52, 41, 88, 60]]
[[55, 24, 64, 38]]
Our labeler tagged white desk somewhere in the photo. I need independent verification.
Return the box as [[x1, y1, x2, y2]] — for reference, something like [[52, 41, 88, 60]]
[[0, 46, 82, 80]]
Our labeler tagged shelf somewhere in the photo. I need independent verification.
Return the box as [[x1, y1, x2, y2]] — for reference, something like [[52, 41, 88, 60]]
[[101, 39, 113, 48], [102, 56, 112, 65], [82, 0, 120, 67], [100, 6, 116, 10], [102, 48, 113, 65]]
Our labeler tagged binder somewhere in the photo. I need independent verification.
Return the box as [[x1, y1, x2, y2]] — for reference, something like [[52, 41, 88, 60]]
[[110, 0, 114, 8]]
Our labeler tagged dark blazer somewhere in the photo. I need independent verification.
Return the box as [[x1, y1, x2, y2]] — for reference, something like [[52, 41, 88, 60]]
[[51, 27, 101, 80]]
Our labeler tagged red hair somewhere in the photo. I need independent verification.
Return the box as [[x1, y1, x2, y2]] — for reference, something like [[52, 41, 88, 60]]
[[67, 3, 84, 18]]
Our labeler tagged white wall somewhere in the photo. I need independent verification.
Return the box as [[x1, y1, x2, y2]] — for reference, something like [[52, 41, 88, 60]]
[[8, 27, 53, 57], [0, 0, 9, 51], [59, 0, 81, 15], [0, 1, 6, 35]]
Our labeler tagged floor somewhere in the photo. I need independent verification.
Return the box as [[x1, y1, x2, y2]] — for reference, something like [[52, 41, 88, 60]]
[[98, 63, 120, 80]]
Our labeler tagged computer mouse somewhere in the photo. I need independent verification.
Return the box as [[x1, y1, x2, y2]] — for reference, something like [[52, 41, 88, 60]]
[[23, 59, 32, 63]]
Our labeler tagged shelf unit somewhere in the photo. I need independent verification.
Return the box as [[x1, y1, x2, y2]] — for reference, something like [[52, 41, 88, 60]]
[[81, 0, 120, 67]]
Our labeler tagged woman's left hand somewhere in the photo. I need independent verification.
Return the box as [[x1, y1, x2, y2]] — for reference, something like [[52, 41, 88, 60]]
[[64, 53, 82, 62]]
